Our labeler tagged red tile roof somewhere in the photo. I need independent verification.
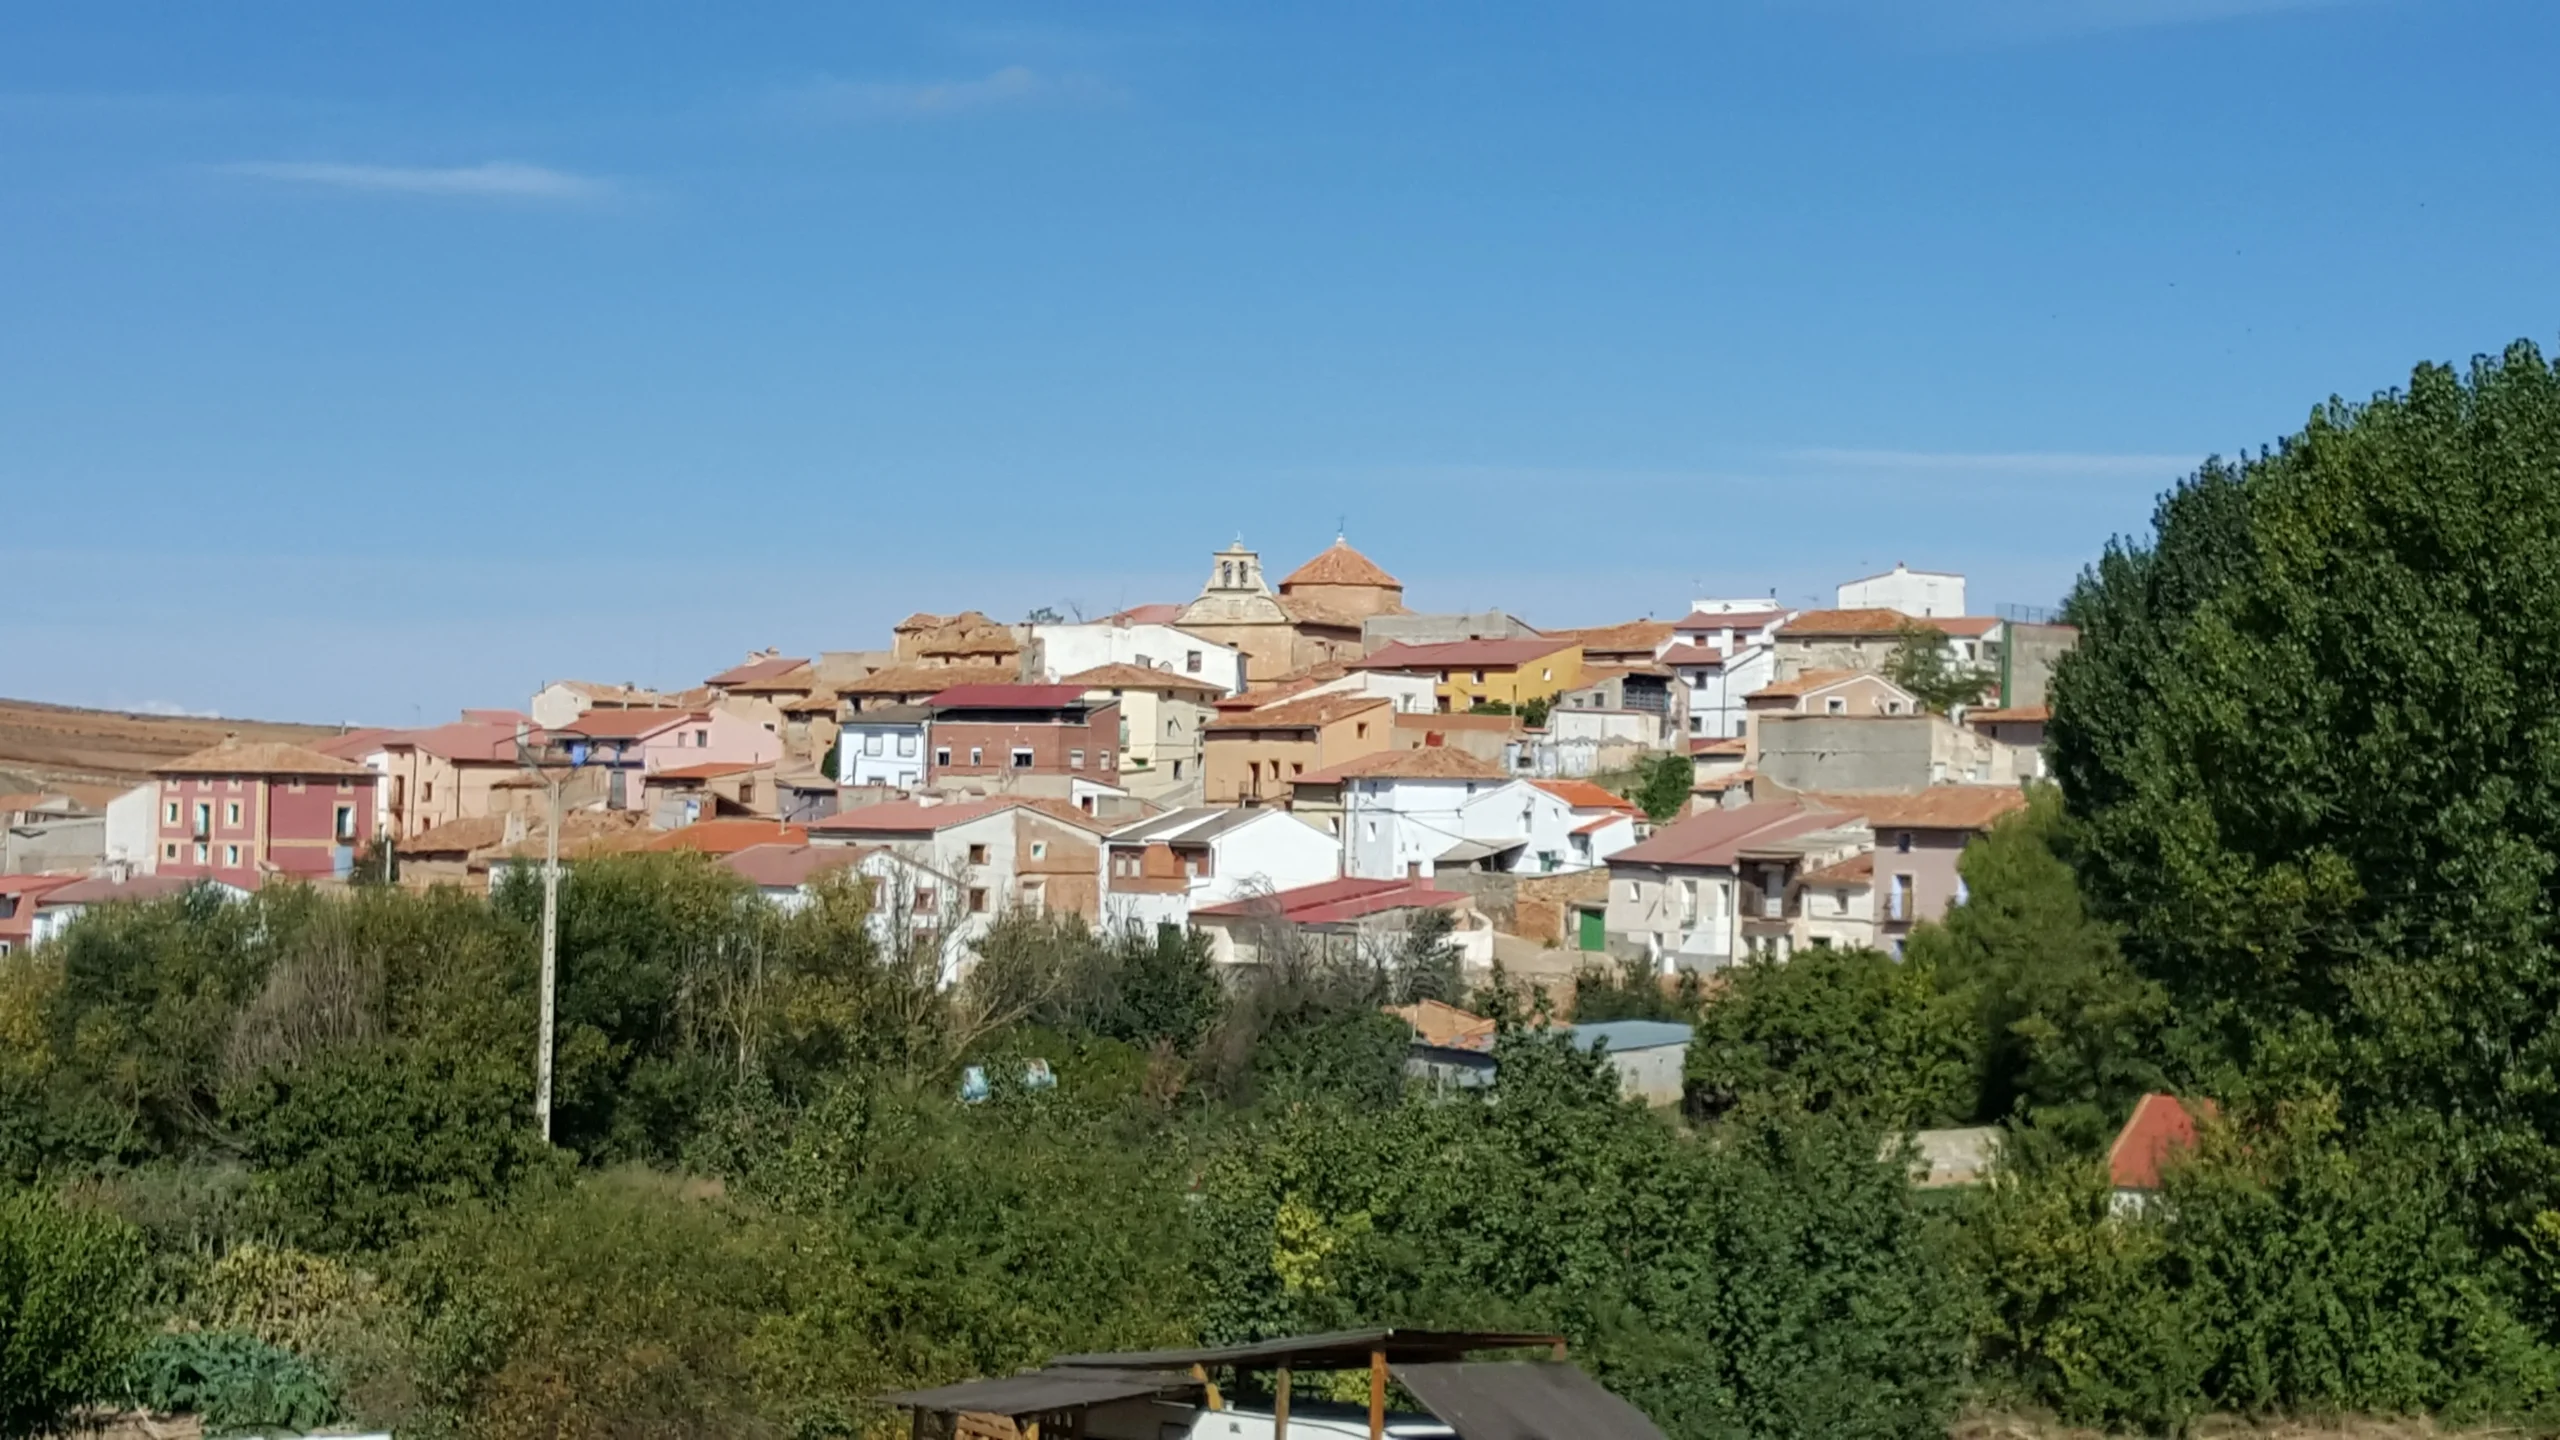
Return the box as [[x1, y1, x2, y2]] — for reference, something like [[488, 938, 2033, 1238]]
[[1570, 815, 1628, 836], [1352, 638, 1578, 671], [1298, 747, 1505, 784], [308, 727, 398, 761], [1104, 602, 1184, 625], [2108, 1093, 2217, 1190], [1800, 852, 1873, 885], [38, 873, 214, 905], [1776, 608, 1929, 638], [1798, 787, 2029, 832], [1967, 705, 2050, 724], [1609, 801, 1853, 868], [389, 719, 531, 764], [646, 818, 808, 854], [1206, 693, 1391, 731], [1281, 538, 1402, 590], [722, 842, 871, 889], [926, 684, 1092, 710], [1689, 736, 1748, 757], [1543, 620, 1675, 654], [0, 874, 84, 945], [1657, 644, 1728, 667], [552, 708, 703, 741], [1192, 875, 1461, 926], [649, 760, 766, 781], [1060, 663, 1227, 695], [156, 738, 371, 779], [1533, 779, 1639, 812], [1745, 669, 1872, 700], [838, 663, 1016, 696], [708, 655, 812, 688], [807, 797, 1023, 835]]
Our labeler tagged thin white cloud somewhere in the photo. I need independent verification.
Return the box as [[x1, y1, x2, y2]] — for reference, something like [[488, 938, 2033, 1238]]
[[1789, 448, 2201, 478], [218, 160, 610, 201], [775, 65, 1116, 122]]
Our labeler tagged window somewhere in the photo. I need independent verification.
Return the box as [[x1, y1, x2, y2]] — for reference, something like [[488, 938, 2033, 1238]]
[[1896, 831, 1912, 853], [1363, 819, 1379, 841], [969, 747, 983, 766], [335, 805, 356, 841], [1473, 669, 1485, 683], [1069, 749, 1085, 770], [336, 779, 353, 793], [1541, 667, 1552, 680], [967, 843, 989, 865], [1186, 650, 1202, 673], [897, 733, 917, 756], [1030, 840, 1047, 860], [1102, 750, 1113, 769], [193, 841, 208, 865], [913, 886, 937, 913], [1166, 718, 1178, 736], [1021, 879, 1045, 915], [164, 801, 179, 824], [1885, 700, 1906, 715], [935, 747, 952, 767], [1011, 747, 1035, 769], [968, 887, 989, 913], [162, 842, 179, 861], [422, 781, 435, 802], [1355, 720, 1369, 739], [1824, 697, 1846, 715], [223, 844, 241, 867], [1291, 762, 1303, 776], [697, 729, 711, 747], [192, 802, 212, 835], [1689, 716, 1703, 734], [864, 733, 885, 756], [225, 801, 242, 827]]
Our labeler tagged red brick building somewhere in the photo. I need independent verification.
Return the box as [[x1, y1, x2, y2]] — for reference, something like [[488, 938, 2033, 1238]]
[[923, 685, 1121, 784], [152, 737, 378, 888]]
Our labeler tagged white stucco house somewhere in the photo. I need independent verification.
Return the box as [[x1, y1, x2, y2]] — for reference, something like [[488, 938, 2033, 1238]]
[[1836, 563, 1967, 618], [1315, 748, 1588, 880], [1100, 806, 1343, 933], [1029, 620, 1248, 697], [836, 705, 930, 790], [1662, 604, 1789, 740]]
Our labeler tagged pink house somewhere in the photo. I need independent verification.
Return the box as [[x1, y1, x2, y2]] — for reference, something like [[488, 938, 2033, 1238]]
[[151, 737, 379, 887], [549, 707, 784, 811]]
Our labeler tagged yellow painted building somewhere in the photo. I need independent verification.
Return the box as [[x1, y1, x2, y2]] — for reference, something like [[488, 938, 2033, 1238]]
[[1351, 637, 1584, 713]]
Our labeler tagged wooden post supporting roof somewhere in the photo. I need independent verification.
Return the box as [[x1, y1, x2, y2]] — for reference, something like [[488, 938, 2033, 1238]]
[[1368, 1347, 1387, 1440], [1274, 1365, 1291, 1440]]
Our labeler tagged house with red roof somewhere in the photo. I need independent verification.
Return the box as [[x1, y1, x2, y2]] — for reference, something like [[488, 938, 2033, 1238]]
[[150, 738, 379, 888], [548, 707, 782, 812], [1350, 636, 1584, 715], [1602, 800, 1873, 970], [2108, 1093, 2218, 1213], [1790, 788, 2029, 953], [808, 796, 1113, 959], [1187, 875, 1494, 969], [0, 873, 82, 955], [1663, 604, 1792, 741]]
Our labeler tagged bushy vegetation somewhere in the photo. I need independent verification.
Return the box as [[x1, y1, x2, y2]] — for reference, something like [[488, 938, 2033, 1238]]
[[13, 346, 2560, 1437]]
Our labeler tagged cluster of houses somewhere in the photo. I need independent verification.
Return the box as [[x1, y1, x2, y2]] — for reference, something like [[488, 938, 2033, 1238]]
[[2, 536, 2079, 981]]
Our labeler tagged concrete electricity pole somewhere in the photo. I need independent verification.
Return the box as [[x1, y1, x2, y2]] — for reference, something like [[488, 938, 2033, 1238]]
[[517, 723, 573, 1145]]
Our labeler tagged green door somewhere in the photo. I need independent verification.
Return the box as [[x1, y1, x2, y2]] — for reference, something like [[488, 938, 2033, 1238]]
[[1578, 908, 1606, 952]]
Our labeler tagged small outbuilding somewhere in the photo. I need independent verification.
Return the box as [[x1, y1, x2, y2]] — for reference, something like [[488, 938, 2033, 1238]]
[[1565, 1020, 1693, 1106]]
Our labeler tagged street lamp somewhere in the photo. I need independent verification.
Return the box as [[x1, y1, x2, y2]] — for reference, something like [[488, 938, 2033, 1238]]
[[514, 723, 585, 1144]]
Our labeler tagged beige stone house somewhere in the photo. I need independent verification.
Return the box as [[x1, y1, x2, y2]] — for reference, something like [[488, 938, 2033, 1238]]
[[1201, 692, 1395, 806], [1061, 662, 1226, 798]]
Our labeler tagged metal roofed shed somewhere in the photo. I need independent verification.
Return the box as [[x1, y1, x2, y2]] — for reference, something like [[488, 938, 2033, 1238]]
[[1044, 1329, 1572, 1440], [1394, 1362, 1668, 1440], [1566, 1021, 1694, 1107]]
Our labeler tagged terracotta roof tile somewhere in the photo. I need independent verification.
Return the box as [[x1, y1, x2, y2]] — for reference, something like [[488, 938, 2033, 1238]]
[[1657, 644, 1729, 667], [1968, 705, 2050, 724], [155, 738, 371, 778], [646, 818, 808, 854], [1192, 875, 1462, 925], [1798, 787, 2029, 831], [1745, 669, 1870, 700], [2108, 1093, 2217, 1190], [1532, 779, 1640, 812], [707, 655, 812, 688], [1280, 538, 1402, 590], [1689, 736, 1748, 757], [1298, 747, 1504, 783], [1103, 602, 1184, 625], [1206, 693, 1391, 731], [1777, 608, 1929, 638], [927, 684, 1092, 710], [1059, 663, 1227, 695], [1544, 620, 1675, 654], [1351, 638, 1578, 671], [840, 664, 1016, 696], [1610, 801, 1854, 867], [1801, 852, 1873, 885], [723, 842, 871, 889], [551, 708, 703, 741]]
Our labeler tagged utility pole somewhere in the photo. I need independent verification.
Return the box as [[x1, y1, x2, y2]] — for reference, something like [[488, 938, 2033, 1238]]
[[517, 723, 574, 1146], [536, 769, 561, 1143]]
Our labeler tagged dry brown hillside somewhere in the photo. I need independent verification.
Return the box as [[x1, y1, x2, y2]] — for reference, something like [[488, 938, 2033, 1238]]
[[0, 696, 347, 795]]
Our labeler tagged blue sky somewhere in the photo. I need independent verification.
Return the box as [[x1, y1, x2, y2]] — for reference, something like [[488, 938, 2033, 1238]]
[[5, 0, 2555, 723]]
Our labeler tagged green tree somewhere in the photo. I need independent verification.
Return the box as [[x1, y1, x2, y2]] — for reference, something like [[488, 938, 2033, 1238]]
[[2049, 341, 2560, 1212], [1629, 751, 1695, 824], [0, 1189, 147, 1437], [1884, 622, 1993, 715], [1905, 787, 2168, 1146], [1684, 947, 1977, 1127]]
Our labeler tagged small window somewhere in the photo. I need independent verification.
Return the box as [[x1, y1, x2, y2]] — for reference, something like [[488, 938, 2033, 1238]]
[[1011, 747, 1035, 769], [164, 801, 179, 824], [225, 801, 242, 826], [935, 747, 952, 767], [913, 886, 937, 913], [334, 805, 356, 841], [1069, 749, 1085, 770], [1897, 831, 1913, 853], [1356, 722, 1369, 739], [222, 844, 240, 866], [1824, 697, 1846, 715], [1473, 669, 1486, 683], [1102, 750, 1113, 769], [193, 842, 208, 864], [697, 729, 711, 747], [162, 842, 178, 861], [1030, 841, 1047, 860], [1186, 650, 1202, 673], [896, 733, 917, 756], [968, 843, 989, 865], [969, 747, 984, 766], [968, 887, 989, 913], [865, 733, 885, 756], [1363, 820, 1378, 841]]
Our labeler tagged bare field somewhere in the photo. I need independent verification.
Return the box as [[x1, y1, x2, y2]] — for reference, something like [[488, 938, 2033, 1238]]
[[0, 696, 343, 793]]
